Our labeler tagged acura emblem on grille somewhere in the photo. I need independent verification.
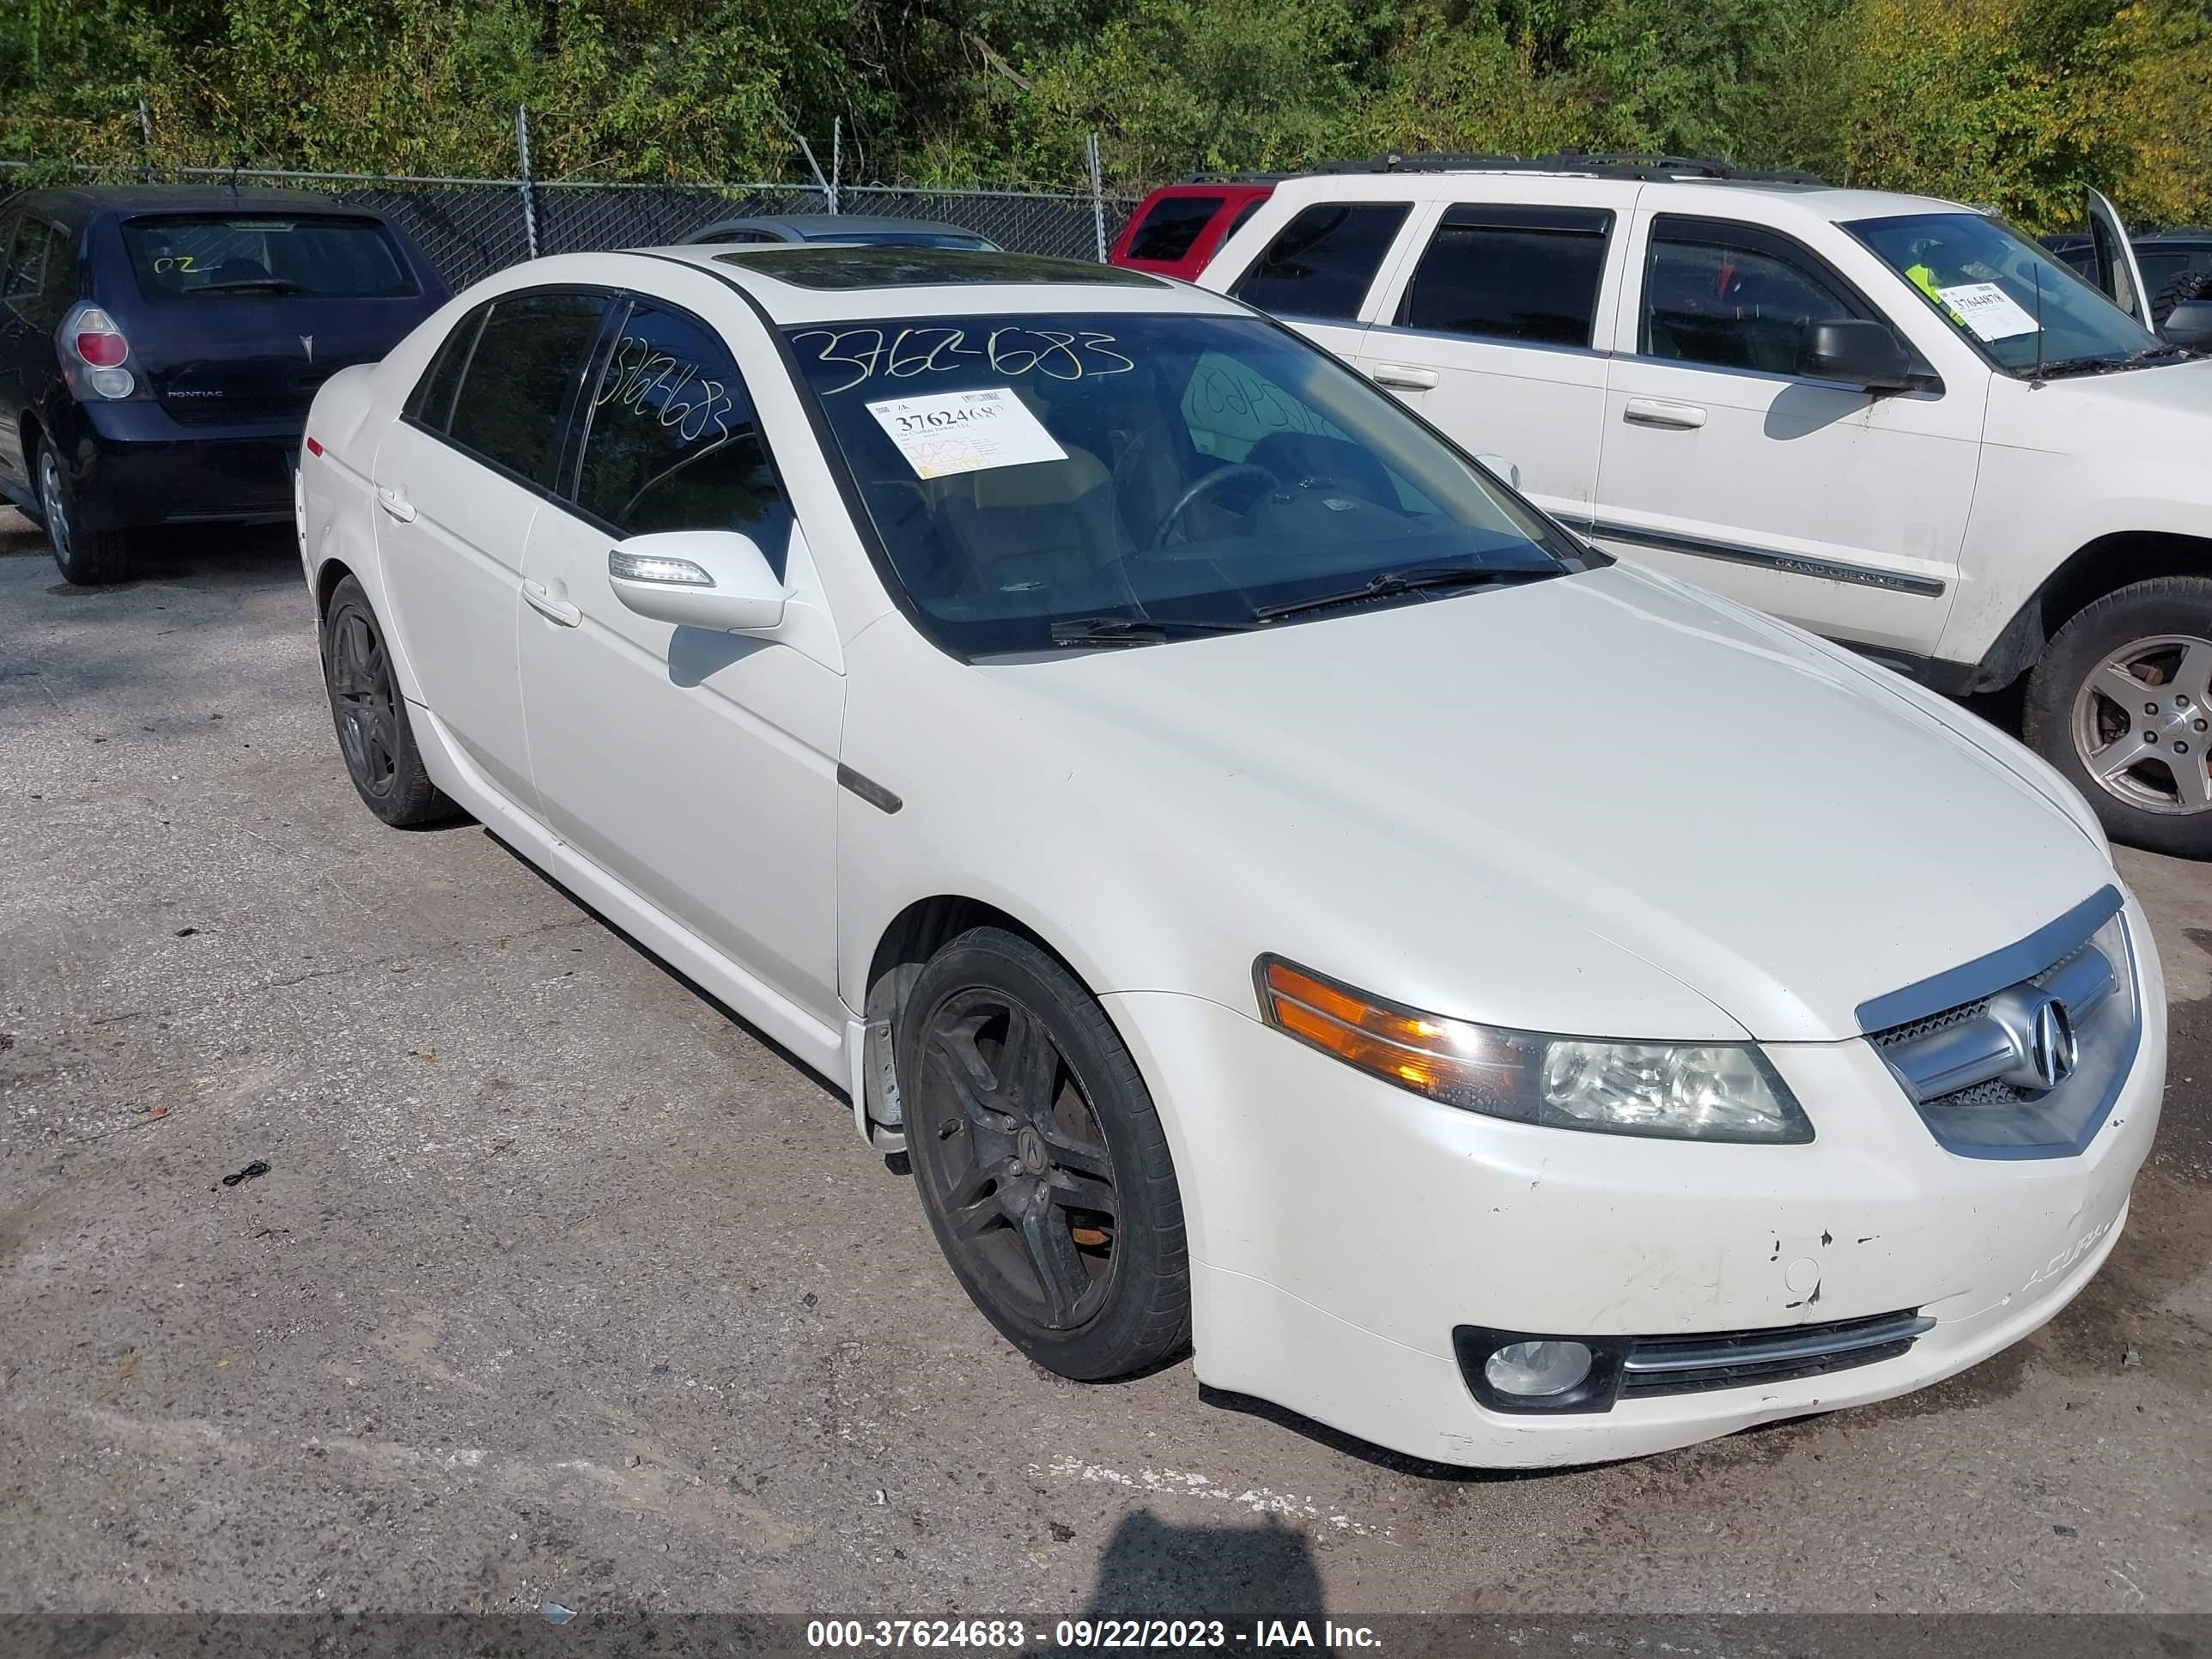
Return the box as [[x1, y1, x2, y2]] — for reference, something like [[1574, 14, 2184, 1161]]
[[2028, 995, 2078, 1088]]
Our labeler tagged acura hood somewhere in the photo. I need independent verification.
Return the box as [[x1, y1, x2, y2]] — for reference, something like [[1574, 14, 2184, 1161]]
[[988, 563, 2115, 1042]]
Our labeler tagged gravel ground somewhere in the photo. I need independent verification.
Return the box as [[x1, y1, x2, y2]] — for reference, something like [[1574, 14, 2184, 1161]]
[[1, 512, 2208, 1622]]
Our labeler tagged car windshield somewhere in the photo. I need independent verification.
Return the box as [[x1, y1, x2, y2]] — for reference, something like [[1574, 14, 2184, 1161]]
[[123, 214, 417, 300], [1847, 210, 2164, 374], [787, 311, 1581, 657]]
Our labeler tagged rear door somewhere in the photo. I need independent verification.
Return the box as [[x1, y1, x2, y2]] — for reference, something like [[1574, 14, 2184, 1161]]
[[0, 213, 33, 486], [1354, 182, 1634, 522], [372, 287, 616, 807], [109, 211, 443, 431], [1224, 198, 1418, 366]]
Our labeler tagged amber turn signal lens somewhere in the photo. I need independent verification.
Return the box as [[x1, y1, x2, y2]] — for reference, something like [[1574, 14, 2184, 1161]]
[[1258, 957, 1516, 1108]]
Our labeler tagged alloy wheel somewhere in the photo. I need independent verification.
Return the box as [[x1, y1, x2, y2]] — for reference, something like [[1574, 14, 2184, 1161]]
[[911, 989, 1120, 1332], [2071, 632, 2212, 815], [326, 606, 399, 794], [38, 451, 72, 562]]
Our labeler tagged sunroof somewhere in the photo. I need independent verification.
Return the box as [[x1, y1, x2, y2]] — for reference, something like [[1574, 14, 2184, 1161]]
[[708, 246, 1168, 290]]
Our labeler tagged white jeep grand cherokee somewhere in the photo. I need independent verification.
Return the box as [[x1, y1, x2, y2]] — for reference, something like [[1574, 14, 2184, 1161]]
[[1198, 158, 2212, 856]]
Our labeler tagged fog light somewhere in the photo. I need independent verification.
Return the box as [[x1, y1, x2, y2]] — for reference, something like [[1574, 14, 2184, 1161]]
[[1484, 1339, 1593, 1398], [88, 367, 134, 399]]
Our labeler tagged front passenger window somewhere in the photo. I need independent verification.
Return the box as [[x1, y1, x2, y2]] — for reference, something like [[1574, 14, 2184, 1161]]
[[1643, 223, 1865, 376], [574, 301, 793, 574]]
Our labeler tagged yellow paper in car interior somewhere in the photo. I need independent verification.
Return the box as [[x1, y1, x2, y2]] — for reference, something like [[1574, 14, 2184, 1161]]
[[866, 387, 1069, 480]]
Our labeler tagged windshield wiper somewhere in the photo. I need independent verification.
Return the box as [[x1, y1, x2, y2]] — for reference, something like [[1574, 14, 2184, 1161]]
[[1251, 562, 1547, 623], [2029, 347, 2185, 379], [186, 277, 305, 295], [1048, 615, 1261, 647]]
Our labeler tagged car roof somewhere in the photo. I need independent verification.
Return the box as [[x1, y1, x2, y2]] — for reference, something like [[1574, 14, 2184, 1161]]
[[1261, 168, 1969, 224], [618, 244, 1233, 325], [8, 183, 390, 220], [691, 214, 991, 241]]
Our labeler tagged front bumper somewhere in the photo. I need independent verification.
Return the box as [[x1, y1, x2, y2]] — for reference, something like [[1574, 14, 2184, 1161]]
[[1103, 898, 2165, 1468], [59, 400, 300, 531]]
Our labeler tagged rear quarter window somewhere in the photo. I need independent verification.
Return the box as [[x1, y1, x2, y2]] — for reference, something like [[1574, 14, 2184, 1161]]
[[123, 215, 419, 301]]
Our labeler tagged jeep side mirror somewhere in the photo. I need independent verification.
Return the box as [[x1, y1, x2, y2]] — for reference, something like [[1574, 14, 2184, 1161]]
[[1798, 320, 1917, 393]]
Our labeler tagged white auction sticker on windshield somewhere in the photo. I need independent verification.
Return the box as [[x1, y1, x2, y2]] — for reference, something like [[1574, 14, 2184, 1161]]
[[866, 387, 1067, 480], [1936, 282, 2040, 342]]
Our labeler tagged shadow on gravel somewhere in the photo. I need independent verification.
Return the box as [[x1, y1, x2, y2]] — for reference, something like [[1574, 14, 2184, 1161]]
[[1079, 1509, 1326, 1621]]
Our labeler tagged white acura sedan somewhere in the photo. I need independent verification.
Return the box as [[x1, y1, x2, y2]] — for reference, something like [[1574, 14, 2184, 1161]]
[[298, 244, 2165, 1467]]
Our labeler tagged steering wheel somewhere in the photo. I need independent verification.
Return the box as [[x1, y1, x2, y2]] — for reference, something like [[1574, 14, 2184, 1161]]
[[1155, 463, 1281, 545]]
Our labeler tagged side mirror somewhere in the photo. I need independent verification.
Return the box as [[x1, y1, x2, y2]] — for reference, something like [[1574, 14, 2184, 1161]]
[[2162, 298, 2212, 352], [1798, 319, 1917, 392], [1474, 453, 1523, 490], [606, 530, 786, 633]]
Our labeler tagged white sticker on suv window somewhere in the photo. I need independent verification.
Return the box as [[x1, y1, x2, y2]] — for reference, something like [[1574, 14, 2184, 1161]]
[[1936, 282, 2040, 342], [866, 387, 1067, 479]]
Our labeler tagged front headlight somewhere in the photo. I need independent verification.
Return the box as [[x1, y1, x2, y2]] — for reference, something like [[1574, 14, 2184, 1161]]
[[1256, 957, 1812, 1143]]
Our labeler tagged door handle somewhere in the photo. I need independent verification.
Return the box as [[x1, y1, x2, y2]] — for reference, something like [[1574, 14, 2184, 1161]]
[[1368, 362, 1439, 391], [1623, 398, 1707, 430], [374, 484, 416, 523], [521, 580, 580, 628]]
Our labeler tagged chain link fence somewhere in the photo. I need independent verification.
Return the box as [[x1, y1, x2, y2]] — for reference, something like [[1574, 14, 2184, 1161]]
[[0, 161, 1142, 292]]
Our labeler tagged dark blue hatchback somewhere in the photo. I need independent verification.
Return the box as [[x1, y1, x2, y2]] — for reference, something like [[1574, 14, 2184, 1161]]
[[0, 185, 448, 582]]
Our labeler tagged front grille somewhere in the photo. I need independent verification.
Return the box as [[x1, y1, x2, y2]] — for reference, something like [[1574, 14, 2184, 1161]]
[[1618, 1310, 1933, 1399], [1861, 889, 2139, 1158]]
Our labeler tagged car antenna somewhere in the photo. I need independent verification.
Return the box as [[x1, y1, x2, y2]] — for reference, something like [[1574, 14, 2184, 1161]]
[[2031, 264, 2045, 388]]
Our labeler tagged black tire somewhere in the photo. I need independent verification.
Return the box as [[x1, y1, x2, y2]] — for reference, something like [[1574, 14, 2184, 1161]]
[[320, 574, 458, 828], [36, 441, 135, 586], [2150, 265, 2212, 328], [2024, 575, 2212, 859], [897, 927, 1189, 1380]]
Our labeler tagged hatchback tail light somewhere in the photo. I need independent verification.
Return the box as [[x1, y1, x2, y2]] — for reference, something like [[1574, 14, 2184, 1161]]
[[58, 304, 137, 399]]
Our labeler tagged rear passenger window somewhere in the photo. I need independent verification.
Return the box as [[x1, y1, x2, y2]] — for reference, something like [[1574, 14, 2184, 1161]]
[[3, 219, 47, 298], [445, 292, 611, 486], [1642, 219, 1868, 376], [1398, 206, 1612, 348], [1127, 196, 1225, 263], [574, 300, 793, 573], [1232, 203, 1411, 320], [406, 308, 484, 430]]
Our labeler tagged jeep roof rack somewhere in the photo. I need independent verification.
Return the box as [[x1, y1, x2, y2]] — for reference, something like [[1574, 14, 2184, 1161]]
[[1309, 151, 1831, 185]]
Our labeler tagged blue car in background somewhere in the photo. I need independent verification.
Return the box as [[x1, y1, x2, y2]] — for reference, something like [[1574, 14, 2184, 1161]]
[[0, 185, 448, 583]]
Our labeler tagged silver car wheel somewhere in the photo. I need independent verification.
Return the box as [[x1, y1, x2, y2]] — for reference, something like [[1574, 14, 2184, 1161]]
[[2070, 632, 2212, 815], [38, 449, 72, 562]]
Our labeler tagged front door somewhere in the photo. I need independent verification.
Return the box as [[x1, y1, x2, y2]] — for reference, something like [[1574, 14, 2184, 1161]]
[[516, 291, 844, 1029], [2085, 188, 2150, 327], [372, 288, 613, 805], [1592, 212, 1976, 658]]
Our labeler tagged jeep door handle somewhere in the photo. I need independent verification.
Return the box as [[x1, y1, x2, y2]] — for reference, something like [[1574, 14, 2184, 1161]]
[[1623, 398, 1707, 430], [521, 580, 581, 628], [374, 484, 417, 523], [1368, 363, 1440, 391]]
